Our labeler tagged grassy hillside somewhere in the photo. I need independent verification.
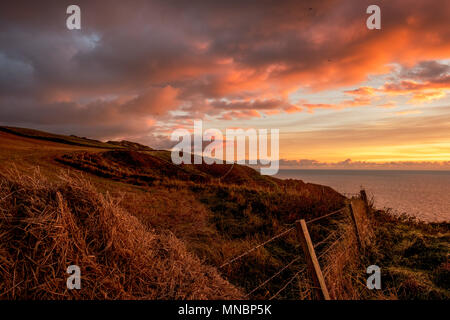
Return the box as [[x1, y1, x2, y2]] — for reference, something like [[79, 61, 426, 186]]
[[0, 126, 123, 149], [366, 210, 449, 299], [0, 167, 242, 299], [0, 127, 448, 300]]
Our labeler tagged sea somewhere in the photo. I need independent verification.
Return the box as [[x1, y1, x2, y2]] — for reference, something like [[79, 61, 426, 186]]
[[275, 170, 450, 222]]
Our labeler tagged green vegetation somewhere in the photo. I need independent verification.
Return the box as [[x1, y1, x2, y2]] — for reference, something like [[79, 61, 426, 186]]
[[364, 210, 449, 299]]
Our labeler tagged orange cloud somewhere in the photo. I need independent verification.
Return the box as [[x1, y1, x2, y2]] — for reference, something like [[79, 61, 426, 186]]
[[377, 101, 397, 108], [1, 0, 450, 144], [383, 79, 450, 94], [342, 61, 450, 107], [303, 97, 372, 112], [410, 91, 447, 103], [395, 110, 422, 116], [344, 87, 377, 96], [220, 109, 261, 120]]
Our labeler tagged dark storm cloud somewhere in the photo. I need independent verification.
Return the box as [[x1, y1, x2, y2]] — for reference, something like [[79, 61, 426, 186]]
[[400, 61, 450, 81], [0, 0, 449, 142]]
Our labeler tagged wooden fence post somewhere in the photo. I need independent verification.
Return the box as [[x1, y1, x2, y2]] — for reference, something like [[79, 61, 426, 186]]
[[360, 189, 369, 215], [347, 202, 362, 250], [296, 219, 330, 300]]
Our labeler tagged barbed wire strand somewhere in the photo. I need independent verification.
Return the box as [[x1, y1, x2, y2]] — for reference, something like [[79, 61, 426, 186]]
[[306, 208, 345, 225], [246, 256, 303, 297], [219, 205, 347, 269], [219, 226, 295, 268], [322, 248, 348, 279], [269, 266, 306, 300], [313, 230, 339, 249], [317, 232, 347, 261]]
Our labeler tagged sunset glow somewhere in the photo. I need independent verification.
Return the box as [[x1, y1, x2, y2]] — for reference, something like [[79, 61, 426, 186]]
[[1, 0, 450, 304], [0, 0, 449, 169]]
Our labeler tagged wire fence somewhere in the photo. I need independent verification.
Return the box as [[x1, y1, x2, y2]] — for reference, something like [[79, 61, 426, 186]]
[[313, 230, 339, 249], [269, 266, 307, 300], [317, 232, 347, 262], [245, 255, 303, 297], [305, 208, 345, 225], [217, 200, 357, 299], [219, 226, 296, 269]]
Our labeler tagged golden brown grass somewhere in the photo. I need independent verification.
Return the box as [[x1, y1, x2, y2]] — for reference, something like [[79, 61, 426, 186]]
[[1, 128, 447, 300], [0, 167, 243, 299]]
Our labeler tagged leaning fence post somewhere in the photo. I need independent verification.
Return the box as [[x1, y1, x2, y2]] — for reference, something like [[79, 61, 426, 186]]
[[296, 219, 330, 300], [360, 189, 369, 215], [347, 202, 362, 250]]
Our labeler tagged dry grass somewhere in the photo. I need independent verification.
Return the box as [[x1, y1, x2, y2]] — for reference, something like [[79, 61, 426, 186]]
[[0, 167, 243, 300], [320, 221, 362, 299], [299, 201, 381, 300], [1, 129, 446, 300]]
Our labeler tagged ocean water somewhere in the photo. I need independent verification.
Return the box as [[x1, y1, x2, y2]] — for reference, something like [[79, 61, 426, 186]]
[[275, 170, 450, 222]]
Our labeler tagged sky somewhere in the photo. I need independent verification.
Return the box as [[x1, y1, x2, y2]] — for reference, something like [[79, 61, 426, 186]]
[[0, 0, 449, 169]]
